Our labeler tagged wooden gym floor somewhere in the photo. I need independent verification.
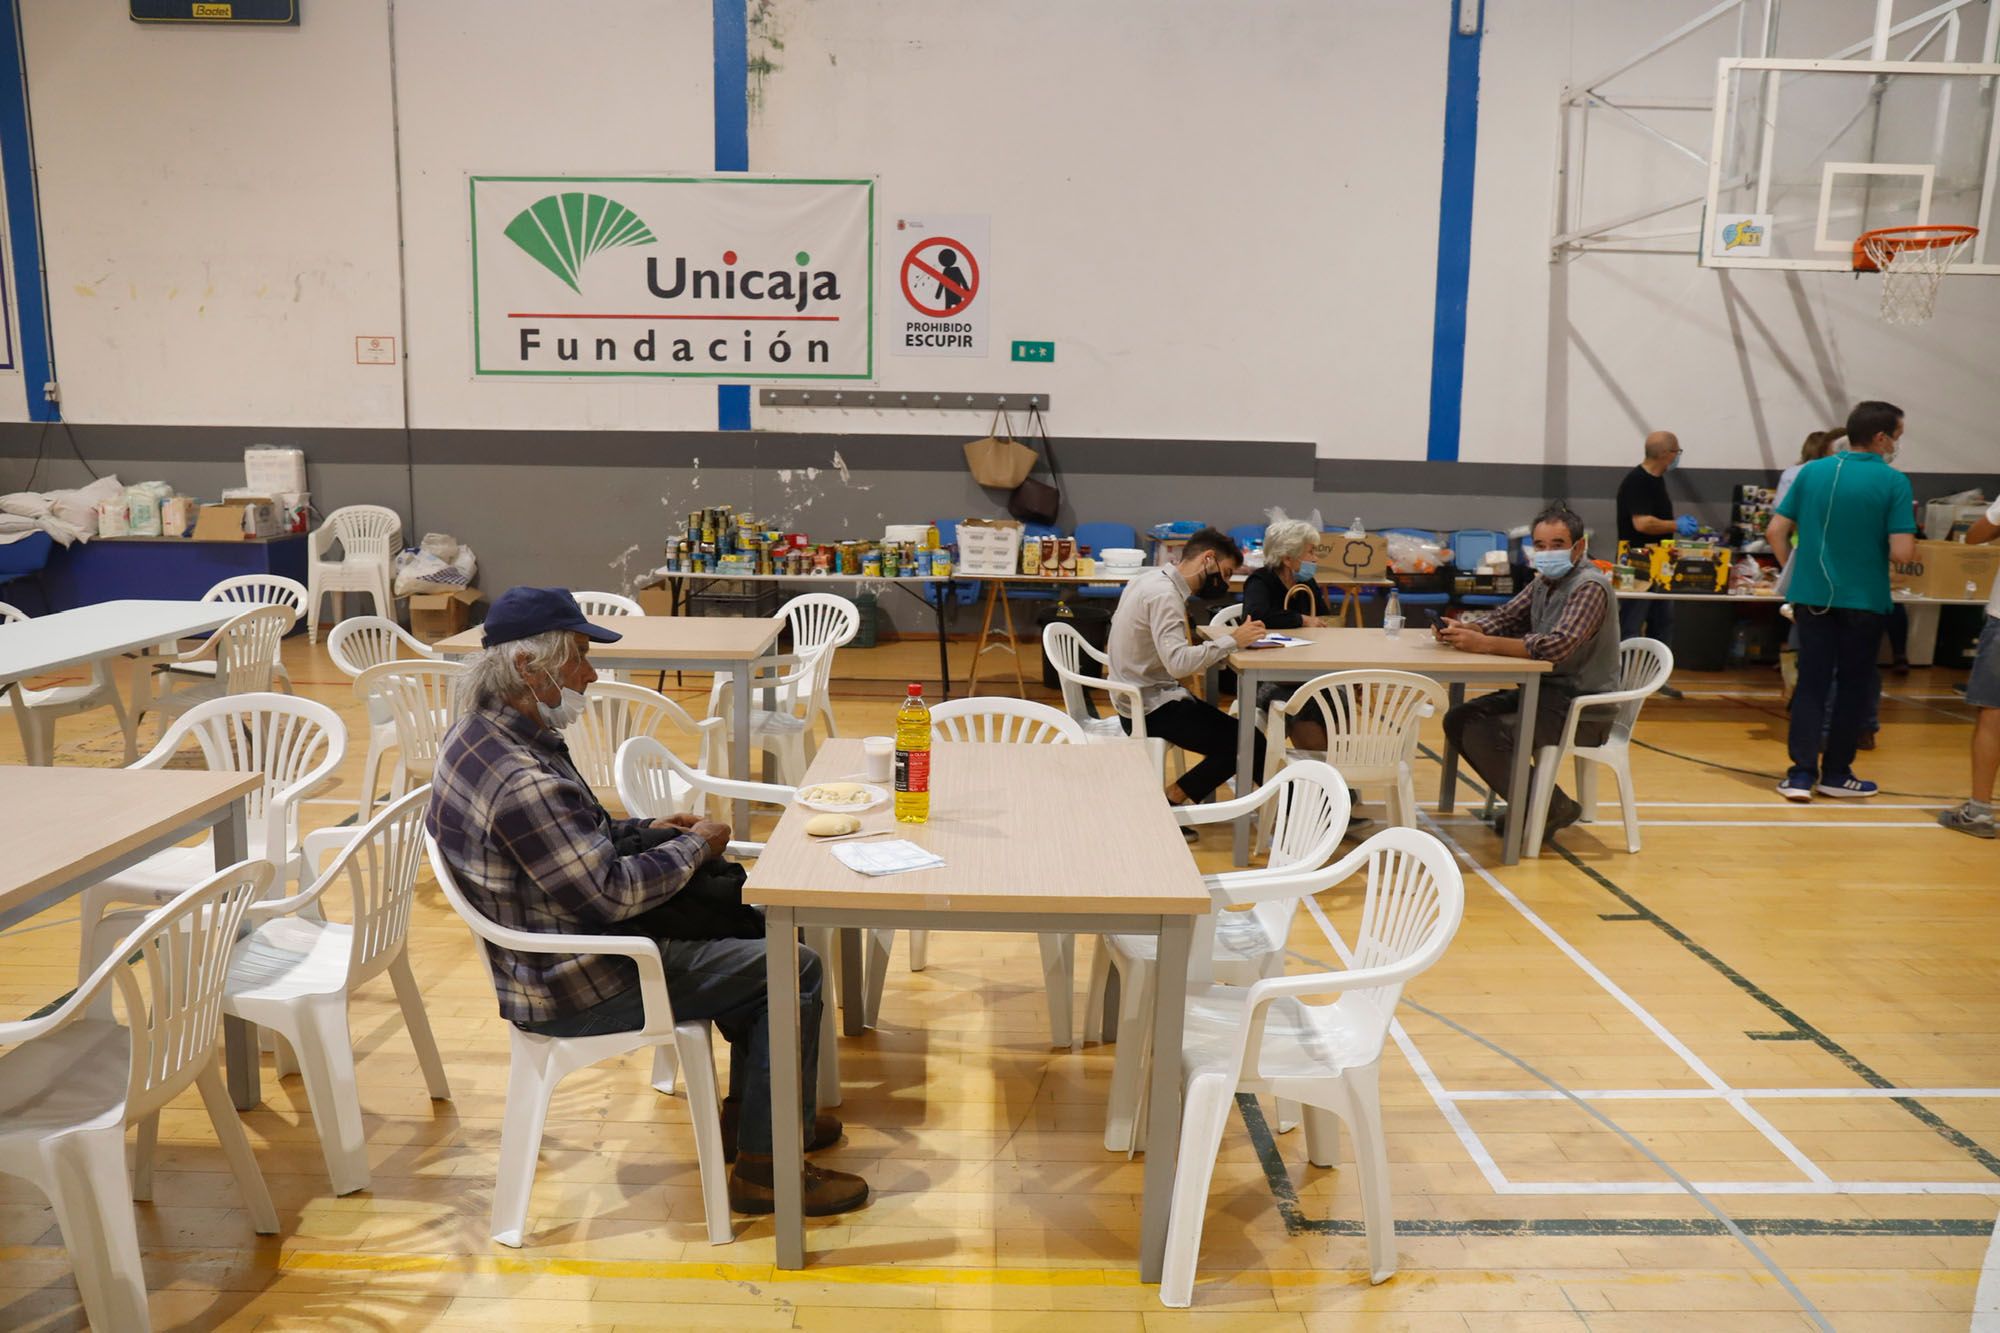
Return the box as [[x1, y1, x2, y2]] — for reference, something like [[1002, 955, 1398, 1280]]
[[1, 631, 1996, 1331]]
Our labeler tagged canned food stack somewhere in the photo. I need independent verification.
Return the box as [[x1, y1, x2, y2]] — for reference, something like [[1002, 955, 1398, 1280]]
[[662, 509, 953, 580]]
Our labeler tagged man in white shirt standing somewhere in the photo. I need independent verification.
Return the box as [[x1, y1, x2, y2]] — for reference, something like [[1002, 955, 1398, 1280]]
[[1938, 498, 2000, 838], [1106, 527, 1267, 809]]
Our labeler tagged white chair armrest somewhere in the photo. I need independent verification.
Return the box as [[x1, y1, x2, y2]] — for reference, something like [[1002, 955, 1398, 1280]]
[[1174, 785, 1269, 826], [1243, 956, 1433, 1008], [725, 840, 766, 859], [693, 772, 797, 806], [1203, 866, 1342, 909], [477, 918, 676, 1036]]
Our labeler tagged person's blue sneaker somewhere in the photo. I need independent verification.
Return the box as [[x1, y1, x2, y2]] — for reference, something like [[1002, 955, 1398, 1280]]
[[1776, 775, 1815, 802], [1815, 776, 1878, 799]]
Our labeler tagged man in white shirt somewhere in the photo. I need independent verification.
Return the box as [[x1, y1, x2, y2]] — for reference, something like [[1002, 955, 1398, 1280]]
[[1106, 527, 1267, 808], [1938, 497, 2000, 838]]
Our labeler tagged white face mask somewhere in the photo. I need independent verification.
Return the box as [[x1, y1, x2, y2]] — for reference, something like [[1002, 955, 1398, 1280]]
[[535, 676, 588, 731]]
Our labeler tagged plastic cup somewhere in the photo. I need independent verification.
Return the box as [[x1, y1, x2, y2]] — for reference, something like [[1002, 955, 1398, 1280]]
[[863, 736, 894, 782]]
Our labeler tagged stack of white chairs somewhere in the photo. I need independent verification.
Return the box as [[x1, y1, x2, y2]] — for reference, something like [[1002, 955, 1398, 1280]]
[[327, 615, 441, 823], [1159, 827, 1465, 1307], [614, 734, 842, 1111], [156, 574, 308, 695], [879, 698, 1089, 1046], [0, 863, 280, 1331], [138, 603, 297, 741], [428, 835, 734, 1248], [76, 694, 345, 983], [0, 600, 139, 764], [706, 592, 858, 785], [1087, 761, 1351, 1152], [307, 504, 402, 642], [210, 787, 452, 1196], [1520, 637, 1674, 857], [350, 659, 466, 823]]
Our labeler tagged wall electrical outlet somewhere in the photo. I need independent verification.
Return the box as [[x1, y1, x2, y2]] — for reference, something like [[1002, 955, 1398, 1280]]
[[41, 381, 59, 403]]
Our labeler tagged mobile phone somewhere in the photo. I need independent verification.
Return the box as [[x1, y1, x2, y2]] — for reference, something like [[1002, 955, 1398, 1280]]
[[1423, 608, 1448, 629]]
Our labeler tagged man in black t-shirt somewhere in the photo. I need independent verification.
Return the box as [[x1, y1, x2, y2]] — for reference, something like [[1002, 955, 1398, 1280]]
[[1614, 430, 1691, 695]]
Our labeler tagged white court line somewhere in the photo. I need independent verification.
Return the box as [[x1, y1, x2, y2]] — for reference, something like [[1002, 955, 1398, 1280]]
[[1443, 1087, 2000, 1102], [1975, 1212, 2000, 1332], [1612, 801, 1943, 810], [1496, 1181, 2000, 1197], [1431, 817, 1940, 830], [1412, 815, 1834, 1187]]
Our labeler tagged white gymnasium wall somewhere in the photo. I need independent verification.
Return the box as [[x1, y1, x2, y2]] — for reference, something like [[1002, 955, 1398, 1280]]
[[745, 0, 1451, 458], [19, 0, 405, 428], [1461, 0, 2000, 476]]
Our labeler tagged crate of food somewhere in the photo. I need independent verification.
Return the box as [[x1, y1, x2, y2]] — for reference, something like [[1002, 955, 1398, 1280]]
[[1391, 569, 1452, 596], [687, 580, 782, 619], [955, 519, 1023, 577]]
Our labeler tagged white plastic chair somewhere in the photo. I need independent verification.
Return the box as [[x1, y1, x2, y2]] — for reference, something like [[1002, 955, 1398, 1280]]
[[307, 504, 402, 642], [327, 615, 440, 823], [883, 699, 1089, 1047], [351, 659, 465, 822], [1086, 761, 1352, 1152], [1263, 670, 1446, 830], [1042, 621, 1168, 779], [214, 787, 451, 1196], [0, 862, 279, 1332], [1522, 637, 1674, 858], [1207, 604, 1244, 633], [613, 734, 842, 1112], [427, 834, 733, 1248], [704, 642, 830, 786], [572, 591, 645, 681], [0, 600, 138, 764], [775, 592, 860, 741], [563, 679, 722, 812], [1158, 826, 1465, 1307], [157, 574, 308, 694], [139, 603, 297, 740], [77, 693, 345, 986]]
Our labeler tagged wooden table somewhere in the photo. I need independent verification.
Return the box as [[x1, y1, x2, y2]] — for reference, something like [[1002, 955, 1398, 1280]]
[[0, 765, 267, 1107], [744, 738, 1210, 1280], [436, 615, 783, 827], [1216, 626, 1552, 865], [0, 599, 238, 764]]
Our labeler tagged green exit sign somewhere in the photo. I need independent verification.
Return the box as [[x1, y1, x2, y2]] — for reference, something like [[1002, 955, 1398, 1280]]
[[1011, 340, 1055, 363]]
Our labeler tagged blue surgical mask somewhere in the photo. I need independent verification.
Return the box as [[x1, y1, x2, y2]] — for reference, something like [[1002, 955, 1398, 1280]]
[[1296, 560, 1317, 581], [1530, 548, 1576, 580]]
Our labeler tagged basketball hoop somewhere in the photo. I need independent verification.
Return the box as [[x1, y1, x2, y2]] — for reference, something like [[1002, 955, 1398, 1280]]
[[1853, 225, 1979, 326]]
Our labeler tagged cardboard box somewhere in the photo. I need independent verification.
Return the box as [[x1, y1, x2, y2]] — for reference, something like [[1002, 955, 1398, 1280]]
[[409, 589, 482, 642], [636, 585, 673, 616], [191, 498, 281, 541], [1892, 539, 2000, 601], [1311, 532, 1390, 582]]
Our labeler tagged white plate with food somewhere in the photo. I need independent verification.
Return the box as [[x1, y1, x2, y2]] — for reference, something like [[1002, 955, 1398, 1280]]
[[795, 780, 889, 814]]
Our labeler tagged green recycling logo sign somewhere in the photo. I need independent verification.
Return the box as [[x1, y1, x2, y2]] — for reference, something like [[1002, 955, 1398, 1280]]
[[502, 193, 657, 293]]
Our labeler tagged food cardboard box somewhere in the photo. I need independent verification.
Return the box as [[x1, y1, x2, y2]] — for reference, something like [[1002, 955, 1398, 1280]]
[[409, 589, 483, 642], [1892, 539, 2000, 601], [1310, 532, 1390, 582], [191, 498, 281, 541], [636, 585, 674, 616]]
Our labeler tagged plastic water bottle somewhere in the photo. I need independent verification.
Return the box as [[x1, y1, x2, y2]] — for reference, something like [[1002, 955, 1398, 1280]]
[[1383, 588, 1404, 637], [894, 682, 931, 823]]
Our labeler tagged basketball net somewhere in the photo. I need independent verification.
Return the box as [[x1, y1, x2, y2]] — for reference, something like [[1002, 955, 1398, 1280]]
[[1856, 225, 1979, 327]]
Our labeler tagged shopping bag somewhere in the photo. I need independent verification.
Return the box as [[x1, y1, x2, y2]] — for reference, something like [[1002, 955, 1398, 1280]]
[[963, 410, 1038, 489]]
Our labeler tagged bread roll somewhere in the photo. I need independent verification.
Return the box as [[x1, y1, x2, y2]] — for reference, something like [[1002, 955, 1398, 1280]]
[[805, 813, 862, 837]]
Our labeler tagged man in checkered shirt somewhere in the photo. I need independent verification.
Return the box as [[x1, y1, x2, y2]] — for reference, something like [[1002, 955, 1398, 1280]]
[[425, 586, 868, 1216]]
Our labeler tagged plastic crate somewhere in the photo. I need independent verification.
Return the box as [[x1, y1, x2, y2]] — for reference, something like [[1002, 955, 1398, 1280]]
[[687, 581, 781, 619], [956, 522, 1022, 577], [1390, 569, 1452, 596]]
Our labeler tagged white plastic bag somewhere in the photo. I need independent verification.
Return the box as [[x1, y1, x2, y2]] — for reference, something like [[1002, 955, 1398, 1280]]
[[394, 536, 477, 595]]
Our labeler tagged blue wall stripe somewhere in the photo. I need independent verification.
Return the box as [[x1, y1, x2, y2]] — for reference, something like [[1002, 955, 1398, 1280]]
[[0, 0, 54, 421], [712, 0, 750, 432], [1424, 0, 1482, 463]]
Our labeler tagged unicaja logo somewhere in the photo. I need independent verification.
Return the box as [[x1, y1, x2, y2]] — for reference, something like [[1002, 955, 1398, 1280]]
[[504, 193, 656, 292]]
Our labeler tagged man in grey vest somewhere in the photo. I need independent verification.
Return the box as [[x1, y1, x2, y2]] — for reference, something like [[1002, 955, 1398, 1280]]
[[1437, 502, 1622, 846]]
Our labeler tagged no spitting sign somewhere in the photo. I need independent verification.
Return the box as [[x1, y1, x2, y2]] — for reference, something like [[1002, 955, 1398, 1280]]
[[891, 213, 988, 357]]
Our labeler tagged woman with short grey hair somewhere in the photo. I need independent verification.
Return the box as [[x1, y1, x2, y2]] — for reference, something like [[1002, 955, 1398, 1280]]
[[1241, 510, 1333, 750]]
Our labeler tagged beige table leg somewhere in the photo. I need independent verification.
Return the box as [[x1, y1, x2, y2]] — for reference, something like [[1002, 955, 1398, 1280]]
[[998, 590, 1027, 697], [1138, 915, 1193, 1283], [966, 582, 1001, 697], [766, 907, 806, 1268], [217, 798, 262, 1111]]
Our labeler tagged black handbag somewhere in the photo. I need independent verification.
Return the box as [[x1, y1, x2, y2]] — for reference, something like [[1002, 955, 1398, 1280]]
[[1007, 405, 1062, 525], [611, 826, 766, 941]]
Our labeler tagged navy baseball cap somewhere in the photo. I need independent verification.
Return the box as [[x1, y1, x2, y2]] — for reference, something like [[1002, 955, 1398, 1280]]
[[480, 587, 625, 648]]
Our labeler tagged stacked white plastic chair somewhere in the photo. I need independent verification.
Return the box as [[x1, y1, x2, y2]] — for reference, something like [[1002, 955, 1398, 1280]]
[[1042, 620, 1168, 779], [1263, 670, 1445, 831], [351, 659, 465, 822], [614, 734, 842, 1112], [883, 698, 1089, 1046], [563, 679, 722, 813], [0, 863, 279, 1332], [156, 574, 309, 695], [706, 592, 858, 784], [1158, 827, 1465, 1307], [307, 503, 402, 642], [1086, 761, 1351, 1152], [0, 600, 139, 763], [327, 615, 441, 823], [139, 603, 297, 741], [214, 787, 452, 1195], [428, 835, 734, 1248], [76, 694, 345, 985], [571, 590, 645, 682], [1521, 637, 1673, 857]]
